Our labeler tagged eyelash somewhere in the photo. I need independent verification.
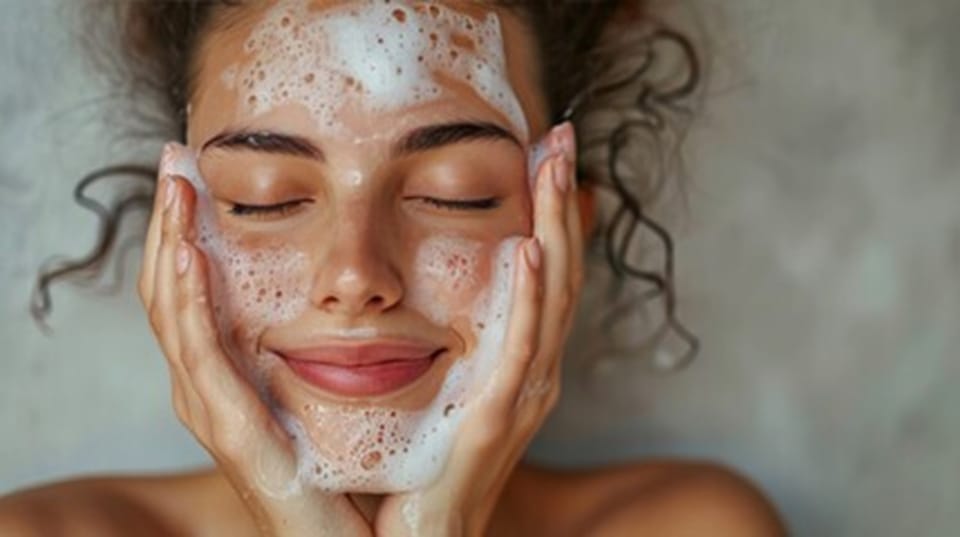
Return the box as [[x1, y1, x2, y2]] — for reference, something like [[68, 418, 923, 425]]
[[227, 197, 500, 218], [413, 197, 501, 211], [228, 200, 310, 218]]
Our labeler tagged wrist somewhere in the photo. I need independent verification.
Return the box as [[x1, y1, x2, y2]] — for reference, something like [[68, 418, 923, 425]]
[[380, 496, 491, 537], [249, 490, 373, 537]]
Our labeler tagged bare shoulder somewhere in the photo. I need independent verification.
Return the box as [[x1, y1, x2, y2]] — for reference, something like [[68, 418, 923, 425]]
[[0, 468, 251, 537], [506, 459, 787, 537]]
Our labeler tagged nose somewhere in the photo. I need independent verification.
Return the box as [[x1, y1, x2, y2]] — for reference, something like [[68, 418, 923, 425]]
[[309, 209, 403, 317]]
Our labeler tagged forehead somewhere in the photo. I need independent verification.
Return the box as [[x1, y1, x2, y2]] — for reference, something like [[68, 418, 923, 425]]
[[189, 0, 547, 146]]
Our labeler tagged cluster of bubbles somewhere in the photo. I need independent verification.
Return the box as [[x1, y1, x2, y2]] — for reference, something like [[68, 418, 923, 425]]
[[280, 238, 521, 493], [408, 234, 482, 325], [225, 0, 528, 139], [159, 143, 311, 359], [206, 246, 308, 327]]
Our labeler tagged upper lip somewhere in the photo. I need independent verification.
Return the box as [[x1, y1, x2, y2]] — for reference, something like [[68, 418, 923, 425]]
[[272, 339, 444, 367]]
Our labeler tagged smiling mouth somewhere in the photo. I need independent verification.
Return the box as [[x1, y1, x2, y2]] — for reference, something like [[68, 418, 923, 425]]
[[276, 344, 446, 397]]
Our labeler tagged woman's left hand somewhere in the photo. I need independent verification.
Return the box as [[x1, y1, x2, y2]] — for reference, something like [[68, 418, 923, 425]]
[[374, 123, 583, 537]]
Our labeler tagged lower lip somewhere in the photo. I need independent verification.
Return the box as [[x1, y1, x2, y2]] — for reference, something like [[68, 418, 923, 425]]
[[283, 354, 439, 397]]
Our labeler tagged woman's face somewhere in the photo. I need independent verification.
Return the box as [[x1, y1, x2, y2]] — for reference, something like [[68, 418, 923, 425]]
[[177, 0, 551, 491]]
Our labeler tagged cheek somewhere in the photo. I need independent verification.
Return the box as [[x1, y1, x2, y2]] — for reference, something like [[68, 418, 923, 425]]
[[407, 234, 492, 325], [199, 229, 310, 347]]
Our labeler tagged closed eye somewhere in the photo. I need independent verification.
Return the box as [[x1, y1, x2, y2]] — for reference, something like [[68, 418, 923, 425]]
[[410, 197, 501, 211], [228, 199, 312, 218], [226, 197, 497, 218]]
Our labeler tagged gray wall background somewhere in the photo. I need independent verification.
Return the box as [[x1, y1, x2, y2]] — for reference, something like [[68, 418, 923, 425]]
[[1, 1, 957, 535]]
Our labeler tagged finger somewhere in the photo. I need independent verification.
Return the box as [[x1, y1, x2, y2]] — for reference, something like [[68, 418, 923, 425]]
[[530, 153, 572, 375], [532, 154, 570, 296], [139, 173, 173, 308], [490, 238, 544, 413], [153, 177, 188, 356], [153, 177, 206, 427], [141, 143, 182, 307], [550, 127, 584, 380]]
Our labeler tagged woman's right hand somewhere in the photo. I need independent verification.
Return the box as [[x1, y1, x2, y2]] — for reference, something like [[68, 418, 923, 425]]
[[138, 161, 372, 537]]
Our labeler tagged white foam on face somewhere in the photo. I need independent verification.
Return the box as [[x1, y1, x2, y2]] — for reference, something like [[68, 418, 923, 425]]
[[159, 142, 524, 493], [160, 143, 312, 377], [407, 234, 482, 325], [281, 237, 520, 493], [229, 0, 529, 140]]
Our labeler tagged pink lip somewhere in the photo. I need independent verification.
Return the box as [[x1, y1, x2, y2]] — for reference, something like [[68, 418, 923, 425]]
[[275, 341, 443, 397]]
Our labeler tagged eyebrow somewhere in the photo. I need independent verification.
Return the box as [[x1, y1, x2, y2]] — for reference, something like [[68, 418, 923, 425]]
[[392, 121, 521, 157], [201, 130, 325, 160], [200, 121, 520, 162]]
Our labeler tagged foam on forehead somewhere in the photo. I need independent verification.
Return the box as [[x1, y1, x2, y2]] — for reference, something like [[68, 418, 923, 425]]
[[228, 0, 529, 140]]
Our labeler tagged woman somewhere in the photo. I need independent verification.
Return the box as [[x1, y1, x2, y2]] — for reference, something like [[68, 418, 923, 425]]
[[3, 1, 786, 535]]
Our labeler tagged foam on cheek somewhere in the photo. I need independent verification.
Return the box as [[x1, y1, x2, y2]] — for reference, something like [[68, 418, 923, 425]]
[[280, 238, 520, 493], [159, 143, 311, 367], [408, 234, 482, 325], [228, 0, 528, 139], [201, 236, 310, 371]]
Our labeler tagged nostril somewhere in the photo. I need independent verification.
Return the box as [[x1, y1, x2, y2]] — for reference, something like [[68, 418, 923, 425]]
[[317, 294, 387, 313]]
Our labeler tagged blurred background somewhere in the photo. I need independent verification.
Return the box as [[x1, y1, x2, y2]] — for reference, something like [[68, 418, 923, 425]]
[[1, 1, 957, 535]]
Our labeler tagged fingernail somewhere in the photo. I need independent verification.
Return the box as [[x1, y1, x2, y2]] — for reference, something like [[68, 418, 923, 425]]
[[560, 123, 576, 163], [549, 125, 564, 158], [524, 238, 542, 269], [164, 176, 178, 210], [552, 157, 569, 194], [176, 241, 192, 275]]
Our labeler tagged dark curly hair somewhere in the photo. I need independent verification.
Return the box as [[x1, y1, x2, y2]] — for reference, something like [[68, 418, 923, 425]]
[[32, 0, 702, 372]]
